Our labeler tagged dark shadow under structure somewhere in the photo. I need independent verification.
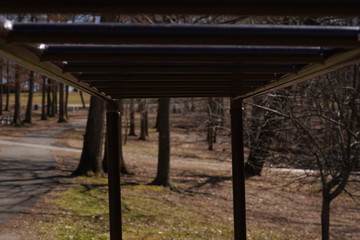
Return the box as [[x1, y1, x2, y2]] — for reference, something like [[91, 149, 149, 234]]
[[1, 2, 360, 239]]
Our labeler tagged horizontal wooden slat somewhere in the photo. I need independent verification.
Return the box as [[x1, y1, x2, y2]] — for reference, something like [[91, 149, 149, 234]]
[[4, 23, 359, 48], [78, 73, 278, 81], [64, 62, 300, 74], [41, 45, 325, 63], [89, 80, 268, 88]]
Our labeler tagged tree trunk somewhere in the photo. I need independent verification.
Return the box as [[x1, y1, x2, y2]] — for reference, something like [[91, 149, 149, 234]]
[[65, 85, 69, 120], [58, 82, 66, 122], [103, 100, 131, 174], [244, 109, 276, 177], [219, 97, 225, 127], [212, 97, 223, 144], [128, 98, 136, 136], [0, 63, 3, 116], [145, 102, 149, 136], [155, 99, 160, 131], [23, 71, 34, 123], [123, 100, 128, 144], [102, 137, 108, 173], [213, 126, 217, 143], [47, 78, 53, 116], [74, 14, 118, 176], [207, 97, 217, 150], [41, 76, 47, 120], [139, 99, 146, 140], [152, 98, 171, 186], [207, 128, 214, 150], [73, 96, 106, 176], [80, 91, 86, 108], [4, 64, 10, 112], [184, 98, 190, 112], [321, 190, 331, 240], [52, 81, 57, 115], [172, 101, 177, 113], [12, 66, 21, 126], [190, 98, 195, 112]]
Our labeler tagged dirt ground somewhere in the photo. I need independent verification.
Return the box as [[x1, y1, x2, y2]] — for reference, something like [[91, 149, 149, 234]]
[[0, 108, 359, 239]]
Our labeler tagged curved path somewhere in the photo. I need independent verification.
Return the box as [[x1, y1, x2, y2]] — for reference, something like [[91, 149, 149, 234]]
[[0, 120, 86, 229]]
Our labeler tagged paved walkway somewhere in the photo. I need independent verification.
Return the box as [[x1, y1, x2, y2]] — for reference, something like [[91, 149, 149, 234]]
[[0, 120, 86, 228]]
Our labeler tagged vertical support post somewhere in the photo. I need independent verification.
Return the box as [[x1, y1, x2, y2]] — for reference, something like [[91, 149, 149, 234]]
[[106, 100, 122, 240], [230, 98, 247, 240]]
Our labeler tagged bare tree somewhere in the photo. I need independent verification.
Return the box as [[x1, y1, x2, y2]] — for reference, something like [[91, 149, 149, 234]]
[[0, 60, 3, 116], [12, 65, 21, 126], [244, 95, 281, 177], [207, 97, 216, 150], [58, 82, 66, 122], [52, 81, 57, 115], [41, 76, 47, 120], [23, 71, 34, 123], [155, 99, 160, 131], [243, 66, 360, 240], [72, 96, 106, 176], [4, 62, 10, 112], [284, 67, 360, 240], [138, 98, 147, 140], [47, 78, 53, 117], [206, 97, 226, 150], [152, 98, 171, 186], [65, 85, 69, 120], [128, 98, 136, 136], [74, 14, 120, 176], [79, 91, 86, 108]]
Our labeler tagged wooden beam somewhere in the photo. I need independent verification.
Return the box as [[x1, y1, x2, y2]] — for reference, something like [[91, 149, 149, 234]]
[[95, 87, 251, 95], [106, 101, 123, 240], [5, 22, 360, 48], [230, 98, 246, 240], [64, 62, 299, 74], [241, 48, 360, 98], [109, 92, 232, 98], [41, 45, 325, 64], [0, 39, 109, 100], [79, 73, 277, 81], [89, 80, 269, 88]]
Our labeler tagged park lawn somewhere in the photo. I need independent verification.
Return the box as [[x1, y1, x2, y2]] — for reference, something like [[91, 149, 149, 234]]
[[38, 176, 290, 240]]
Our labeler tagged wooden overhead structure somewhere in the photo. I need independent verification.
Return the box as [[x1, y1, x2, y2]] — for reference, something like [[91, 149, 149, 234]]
[[1, 22, 360, 98], [0, 2, 360, 239]]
